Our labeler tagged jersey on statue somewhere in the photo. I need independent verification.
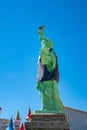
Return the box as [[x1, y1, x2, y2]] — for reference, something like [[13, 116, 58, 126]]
[[36, 26, 64, 114]]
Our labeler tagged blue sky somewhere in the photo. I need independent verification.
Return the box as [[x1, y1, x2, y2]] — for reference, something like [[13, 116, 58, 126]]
[[0, 0, 87, 121]]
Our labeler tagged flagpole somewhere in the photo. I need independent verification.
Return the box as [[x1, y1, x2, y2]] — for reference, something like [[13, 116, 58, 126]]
[[0, 107, 2, 114]]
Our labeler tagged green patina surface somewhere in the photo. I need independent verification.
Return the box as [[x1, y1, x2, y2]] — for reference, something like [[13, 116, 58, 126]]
[[36, 26, 64, 114]]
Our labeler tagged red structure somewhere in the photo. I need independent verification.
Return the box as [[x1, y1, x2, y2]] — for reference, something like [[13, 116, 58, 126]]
[[26, 108, 31, 121], [20, 123, 24, 130]]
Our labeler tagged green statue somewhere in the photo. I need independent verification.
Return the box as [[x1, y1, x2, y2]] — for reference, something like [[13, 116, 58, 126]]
[[36, 26, 64, 113]]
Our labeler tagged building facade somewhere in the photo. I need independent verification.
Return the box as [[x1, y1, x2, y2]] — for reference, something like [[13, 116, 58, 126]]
[[0, 111, 21, 130], [0, 119, 9, 130], [65, 107, 87, 130], [0, 107, 87, 130]]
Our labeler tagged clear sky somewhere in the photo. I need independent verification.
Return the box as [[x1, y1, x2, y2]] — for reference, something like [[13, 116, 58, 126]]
[[0, 0, 87, 122]]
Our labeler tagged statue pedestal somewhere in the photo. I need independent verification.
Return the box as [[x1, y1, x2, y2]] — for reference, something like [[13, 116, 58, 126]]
[[25, 113, 70, 130]]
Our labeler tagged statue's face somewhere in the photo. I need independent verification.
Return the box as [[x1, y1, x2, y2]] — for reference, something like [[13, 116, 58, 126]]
[[41, 39, 53, 48]]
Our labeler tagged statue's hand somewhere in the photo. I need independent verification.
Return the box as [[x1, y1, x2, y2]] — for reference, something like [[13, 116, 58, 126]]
[[38, 26, 45, 35], [39, 26, 45, 30]]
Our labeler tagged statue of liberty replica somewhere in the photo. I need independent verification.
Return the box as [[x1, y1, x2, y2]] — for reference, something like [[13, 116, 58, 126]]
[[36, 26, 64, 114], [25, 26, 70, 130]]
